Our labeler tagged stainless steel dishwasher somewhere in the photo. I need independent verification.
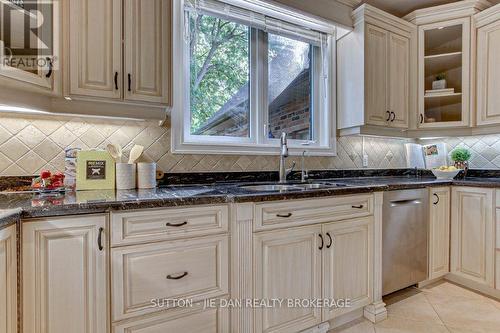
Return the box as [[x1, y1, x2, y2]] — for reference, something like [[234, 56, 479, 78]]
[[382, 189, 429, 296]]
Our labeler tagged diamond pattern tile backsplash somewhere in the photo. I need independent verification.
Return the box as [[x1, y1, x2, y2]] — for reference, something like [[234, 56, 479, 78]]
[[419, 135, 500, 169], [0, 112, 412, 176]]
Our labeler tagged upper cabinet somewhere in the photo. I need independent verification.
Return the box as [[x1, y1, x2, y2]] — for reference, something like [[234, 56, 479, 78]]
[[404, 0, 492, 131], [418, 19, 470, 128], [476, 4, 500, 126], [66, 0, 172, 106], [68, 0, 122, 99], [337, 5, 414, 136], [0, 0, 61, 95]]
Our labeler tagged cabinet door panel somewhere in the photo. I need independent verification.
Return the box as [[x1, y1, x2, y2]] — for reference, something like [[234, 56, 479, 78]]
[[23, 215, 109, 333], [0, 225, 16, 333], [388, 33, 410, 128], [124, 0, 171, 104], [254, 225, 322, 333], [477, 20, 500, 125], [69, 0, 122, 98], [365, 24, 389, 126], [451, 187, 494, 287], [322, 217, 373, 320], [0, 0, 59, 93], [429, 187, 450, 279]]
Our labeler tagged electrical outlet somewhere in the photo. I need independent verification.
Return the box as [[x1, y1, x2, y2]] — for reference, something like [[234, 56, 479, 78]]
[[363, 154, 369, 167]]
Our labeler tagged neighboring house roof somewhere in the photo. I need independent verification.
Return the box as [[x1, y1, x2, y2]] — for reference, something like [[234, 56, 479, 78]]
[[194, 46, 310, 135]]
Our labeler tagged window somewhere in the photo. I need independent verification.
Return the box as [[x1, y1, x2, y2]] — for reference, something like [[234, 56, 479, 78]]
[[172, 0, 336, 155]]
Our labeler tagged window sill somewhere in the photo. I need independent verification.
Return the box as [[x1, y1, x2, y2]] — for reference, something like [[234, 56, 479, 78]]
[[171, 141, 337, 157]]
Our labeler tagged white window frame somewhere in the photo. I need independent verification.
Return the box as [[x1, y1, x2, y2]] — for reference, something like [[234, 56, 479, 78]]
[[171, 0, 337, 156]]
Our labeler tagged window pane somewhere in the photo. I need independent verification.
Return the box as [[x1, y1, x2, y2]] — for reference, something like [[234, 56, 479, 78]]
[[268, 34, 312, 140], [189, 13, 250, 137]]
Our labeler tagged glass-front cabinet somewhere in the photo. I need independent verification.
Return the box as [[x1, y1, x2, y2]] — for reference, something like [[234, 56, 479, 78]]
[[418, 18, 470, 128], [0, 0, 59, 93]]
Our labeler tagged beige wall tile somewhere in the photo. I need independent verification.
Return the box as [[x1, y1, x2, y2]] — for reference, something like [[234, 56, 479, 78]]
[[0, 112, 416, 176]]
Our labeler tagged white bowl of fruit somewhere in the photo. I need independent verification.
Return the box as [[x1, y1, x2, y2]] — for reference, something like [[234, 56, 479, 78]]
[[431, 166, 460, 180]]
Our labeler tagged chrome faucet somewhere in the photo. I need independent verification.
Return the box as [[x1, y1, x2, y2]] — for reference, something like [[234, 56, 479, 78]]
[[279, 132, 295, 183], [301, 150, 309, 183]]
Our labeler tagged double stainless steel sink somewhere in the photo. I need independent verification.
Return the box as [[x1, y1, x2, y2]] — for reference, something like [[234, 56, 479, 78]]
[[238, 182, 349, 192]]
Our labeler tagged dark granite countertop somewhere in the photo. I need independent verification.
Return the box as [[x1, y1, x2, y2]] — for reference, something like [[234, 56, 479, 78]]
[[1, 174, 500, 229]]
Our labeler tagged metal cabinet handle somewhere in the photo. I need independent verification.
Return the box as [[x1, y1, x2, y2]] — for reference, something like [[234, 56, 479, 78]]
[[386, 111, 391, 121], [128, 73, 131, 92], [97, 227, 104, 251], [114, 72, 119, 90], [433, 193, 440, 205], [420, 114, 424, 124], [166, 221, 188, 227], [326, 232, 333, 249], [390, 111, 396, 122], [276, 213, 292, 218], [45, 57, 53, 78], [319, 234, 324, 250], [166, 272, 188, 280], [352, 205, 364, 209]]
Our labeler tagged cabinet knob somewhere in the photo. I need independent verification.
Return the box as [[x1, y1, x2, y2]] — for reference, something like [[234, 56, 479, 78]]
[[97, 227, 104, 251], [319, 234, 324, 250], [420, 114, 424, 124], [45, 57, 53, 78], [386, 111, 391, 122], [166, 221, 188, 227], [114, 72, 119, 90], [276, 213, 292, 218], [326, 232, 333, 249], [166, 272, 189, 280], [390, 111, 396, 122], [433, 193, 440, 205]]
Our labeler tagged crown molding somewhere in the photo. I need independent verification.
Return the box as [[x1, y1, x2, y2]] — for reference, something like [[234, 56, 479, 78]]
[[403, 0, 493, 24], [353, 3, 415, 32], [474, 2, 500, 27]]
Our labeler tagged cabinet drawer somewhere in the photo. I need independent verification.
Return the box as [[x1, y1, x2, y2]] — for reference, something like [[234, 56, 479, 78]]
[[113, 302, 229, 333], [111, 235, 229, 321], [111, 205, 229, 246], [254, 194, 373, 231]]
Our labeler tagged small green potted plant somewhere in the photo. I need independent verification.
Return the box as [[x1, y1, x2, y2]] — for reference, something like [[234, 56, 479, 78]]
[[451, 147, 471, 177]]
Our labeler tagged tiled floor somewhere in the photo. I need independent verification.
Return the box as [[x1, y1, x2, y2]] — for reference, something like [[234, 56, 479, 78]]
[[330, 281, 500, 333]]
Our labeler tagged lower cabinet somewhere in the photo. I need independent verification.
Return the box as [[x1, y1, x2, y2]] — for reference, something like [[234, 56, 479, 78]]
[[253, 217, 373, 333], [450, 187, 495, 287], [22, 215, 109, 333], [254, 225, 323, 333], [428, 187, 451, 280], [111, 234, 229, 321], [322, 217, 373, 320], [0, 225, 17, 333], [113, 302, 229, 333]]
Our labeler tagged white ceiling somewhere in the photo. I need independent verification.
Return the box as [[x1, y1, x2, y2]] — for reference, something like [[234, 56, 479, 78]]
[[343, 0, 500, 17]]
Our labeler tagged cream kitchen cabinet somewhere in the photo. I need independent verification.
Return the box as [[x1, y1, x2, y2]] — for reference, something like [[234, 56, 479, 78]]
[[428, 187, 451, 280], [450, 187, 495, 287], [22, 215, 109, 333], [476, 4, 500, 126], [0, 0, 61, 95], [113, 302, 229, 333], [322, 217, 373, 320], [253, 216, 374, 333], [67, 0, 171, 106], [254, 225, 323, 333], [337, 4, 413, 136], [0, 225, 17, 333]]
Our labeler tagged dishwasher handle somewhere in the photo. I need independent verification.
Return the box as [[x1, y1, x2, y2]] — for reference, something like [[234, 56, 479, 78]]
[[389, 199, 422, 207]]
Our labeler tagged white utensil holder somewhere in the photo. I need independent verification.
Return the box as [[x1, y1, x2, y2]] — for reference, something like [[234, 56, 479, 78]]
[[137, 163, 157, 189], [116, 163, 136, 190]]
